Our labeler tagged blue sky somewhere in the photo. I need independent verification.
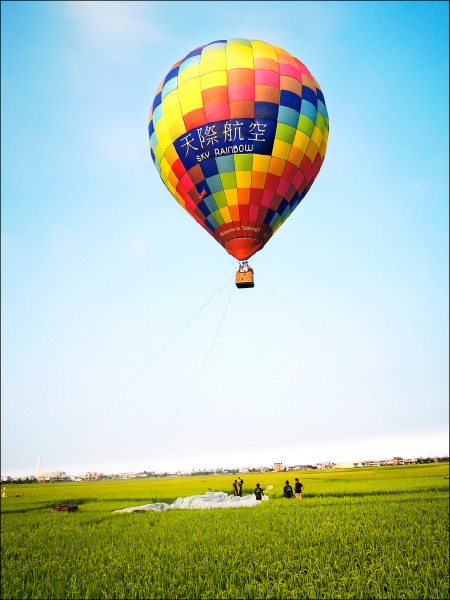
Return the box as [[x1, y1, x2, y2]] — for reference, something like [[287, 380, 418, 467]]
[[1, 1, 448, 477]]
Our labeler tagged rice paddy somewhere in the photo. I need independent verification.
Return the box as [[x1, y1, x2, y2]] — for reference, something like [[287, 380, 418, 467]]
[[1, 463, 448, 599]]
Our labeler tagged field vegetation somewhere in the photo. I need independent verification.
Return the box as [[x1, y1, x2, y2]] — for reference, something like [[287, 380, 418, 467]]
[[1, 463, 448, 599]]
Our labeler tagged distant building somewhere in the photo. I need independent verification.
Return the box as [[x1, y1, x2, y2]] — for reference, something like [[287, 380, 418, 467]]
[[384, 457, 416, 466], [272, 463, 285, 472], [316, 462, 335, 469], [37, 471, 66, 482], [334, 462, 362, 469]]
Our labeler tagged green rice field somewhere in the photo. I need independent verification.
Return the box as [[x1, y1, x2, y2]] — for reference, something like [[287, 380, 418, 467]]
[[1, 463, 449, 599]]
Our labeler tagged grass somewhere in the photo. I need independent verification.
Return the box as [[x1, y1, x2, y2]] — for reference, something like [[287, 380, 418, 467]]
[[1, 463, 449, 599]]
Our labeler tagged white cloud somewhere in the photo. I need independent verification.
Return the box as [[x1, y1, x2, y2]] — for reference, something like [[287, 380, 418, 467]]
[[64, 1, 166, 59]]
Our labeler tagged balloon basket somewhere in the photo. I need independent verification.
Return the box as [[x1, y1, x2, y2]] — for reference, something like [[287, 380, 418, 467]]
[[235, 269, 254, 289]]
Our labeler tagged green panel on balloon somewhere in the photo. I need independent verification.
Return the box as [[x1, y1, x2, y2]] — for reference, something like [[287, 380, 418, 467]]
[[220, 172, 237, 190]]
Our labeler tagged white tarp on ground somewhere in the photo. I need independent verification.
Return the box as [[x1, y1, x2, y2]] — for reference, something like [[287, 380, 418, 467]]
[[113, 491, 269, 513]]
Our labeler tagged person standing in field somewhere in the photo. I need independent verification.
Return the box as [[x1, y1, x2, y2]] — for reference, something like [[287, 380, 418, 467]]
[[237, 477, 244, 496], [283, 480, 293, 498], [254, 483, 264, 501], [232, 480, 239, 496], [294, 478, 303, 499]]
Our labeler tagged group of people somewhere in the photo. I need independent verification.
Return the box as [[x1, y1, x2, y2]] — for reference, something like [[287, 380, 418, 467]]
[[232, 477, 304, 500], [283, 478, 304, 499], [232, 477, 244, 496], [238, 261, 253, 273]]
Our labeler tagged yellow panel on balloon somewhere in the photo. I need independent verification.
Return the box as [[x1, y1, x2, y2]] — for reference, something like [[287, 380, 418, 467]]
[[251, 40, 279, 61], [155, 127, 172, 154], [224, 188, 239, 205], [292, 130, 310, 154], [177, 64, 200, 86], [311, 126, 323, 149], [201, 70, 228, 90], [226, 44, 254, 70], [235, 171, 252, 188], [159, 155, 171, 177], [272, 139, 291, 161], [154, 116, 168, 138], [252, 154, 271, 172], [219, 207, 232, 223], [200, 49, 227, 74], [164, 107, 186, 141], [178, 79, 203, 114], [161, 89, 181, 110]]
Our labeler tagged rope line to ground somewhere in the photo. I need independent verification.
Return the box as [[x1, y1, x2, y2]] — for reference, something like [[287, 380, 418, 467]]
[[259, 273, 430, 456], [128, 280, 235, 471], [41, 276, 234, 472]]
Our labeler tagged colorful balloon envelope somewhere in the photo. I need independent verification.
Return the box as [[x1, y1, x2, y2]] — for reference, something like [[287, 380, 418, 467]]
[[148, 39, 329, 261]]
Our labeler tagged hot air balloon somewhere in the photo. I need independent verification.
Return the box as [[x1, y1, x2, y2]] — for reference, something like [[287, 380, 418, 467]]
[[148, 39, 329, 288]]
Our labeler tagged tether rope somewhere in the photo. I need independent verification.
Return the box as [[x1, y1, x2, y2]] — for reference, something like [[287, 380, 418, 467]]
[[41, 276, 233, 472], [258, 273, 430, 455], [127, 280, 235, 471]]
